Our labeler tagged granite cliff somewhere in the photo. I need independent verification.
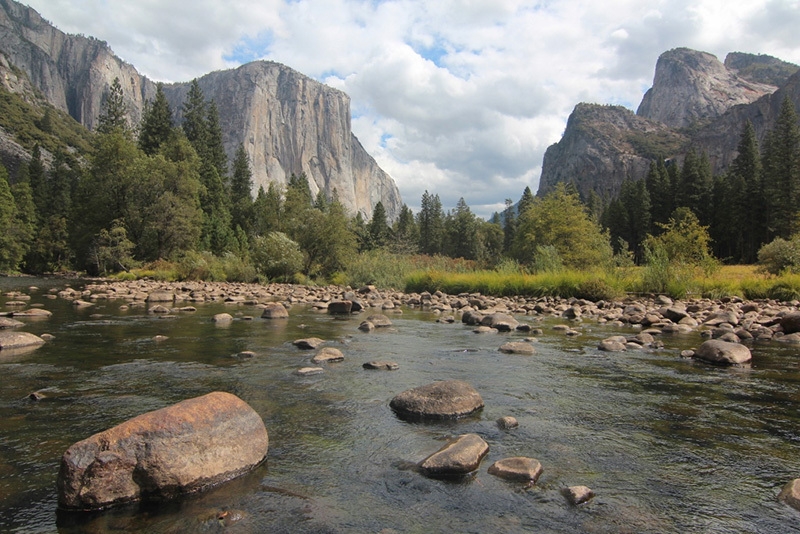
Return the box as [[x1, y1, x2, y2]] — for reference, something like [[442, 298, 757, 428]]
[[538, 48, 800, 199], [0, 0, 401, 219]]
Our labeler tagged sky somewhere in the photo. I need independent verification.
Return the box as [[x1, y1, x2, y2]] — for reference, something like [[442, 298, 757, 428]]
[[23, 0, 800, 219]]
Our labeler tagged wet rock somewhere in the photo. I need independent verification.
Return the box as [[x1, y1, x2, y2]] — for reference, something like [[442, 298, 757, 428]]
[[41, 333, 55, 341], [296, 367, 324, 375], [0, 317, 24, 328], [233, 351, 256, 359], [0, 331, 45, 351], [57, 391, 268, 511], [780, 312, 800, 334], [148, 305, 170, 314], [327, 300, 353, 314], [473, 326, 496, 334], [598, 336, 627, 352], [365, 314, 392, 327], [496, 416, 519, 430], [419, 433, 489, 477], [261, 303, 289, 319], [293, 338, 325, 350], [358, 321, 375, 332], [488, 457, 543, 483], [693, 339, 752, 365], [563, 485, 595, 505], [11, 308, 52, 318], [663, 307, 689, 322], [146, 291, 175, 303], [212, 313, 234, 323], [481, 312, 519, 332], [777, 332, 800, 344], [312, 347, 344, 363], [499, 342, 535, 355], [390, 380, 484, 420], [362, 360, 399, 370], [152, 335, 168, 342], [779, 478, 800, 511]]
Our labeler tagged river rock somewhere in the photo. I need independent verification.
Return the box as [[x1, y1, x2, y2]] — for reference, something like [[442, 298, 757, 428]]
[[563, 485, 595, 505], [365, 314, 392, 327], [0, 317, 24, 328], [146, 291, 175, 303], [362, 360, 399, 370], [779, 478, 800, 511], [693, 339, 752, 365], [418, 433, 489, 477], [296, 367, 324, 375], [488, 457, 543, 483], [0, 331, 45, 351], [11, 308, 52, 318], [56, 391, 268, 511], [499, 342, 535, 355], [390, 380, 484, 420], [261, 303, 289, 319], [212, 313, 234, 323], [312, 347, 344, 363], [780, 312, 800, 335], [327, 300, 353, 314], [293, 337, 325, 350], [358, 320, 375, 332], [496, 416, 519, 430], [598, 336, 627, 352]]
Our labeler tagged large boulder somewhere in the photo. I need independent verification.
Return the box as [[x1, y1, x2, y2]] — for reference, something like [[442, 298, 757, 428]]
[[0, 331, 45, 351], [419, 433, 489, 477], [57, 391, 268, 511], [327, 300, 353, 314], [693, 339, 752, 365], [390, 380, 484, 420], [365, 314, 392, 327], [498, 342, 535, 355]]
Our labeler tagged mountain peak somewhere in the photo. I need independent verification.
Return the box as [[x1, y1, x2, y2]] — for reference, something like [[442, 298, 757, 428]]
[[636, 47, 777, 129]]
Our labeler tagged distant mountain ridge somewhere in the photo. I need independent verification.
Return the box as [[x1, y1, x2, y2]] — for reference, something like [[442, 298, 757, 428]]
[[538, 48, 800, 199], [0, 0, 401, 219]]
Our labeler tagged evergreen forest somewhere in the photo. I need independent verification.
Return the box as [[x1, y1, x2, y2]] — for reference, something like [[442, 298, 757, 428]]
[[2, 77, 800, 291]]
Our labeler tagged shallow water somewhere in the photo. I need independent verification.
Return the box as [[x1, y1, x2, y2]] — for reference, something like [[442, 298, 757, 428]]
[[1, 277, 799, 533]]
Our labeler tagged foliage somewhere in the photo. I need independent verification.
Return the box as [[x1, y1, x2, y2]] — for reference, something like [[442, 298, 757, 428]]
[[251, 232, 304, 281], [0, 166, 32, 271], [757, 235, 800, 275], [643, 207, 714, 266], [138, 83, 174, 155], [513, 183, 614, 270], [96, 77, 129, 135]]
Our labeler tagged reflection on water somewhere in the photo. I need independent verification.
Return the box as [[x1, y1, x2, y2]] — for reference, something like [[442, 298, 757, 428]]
[[1, 277, 799, 533]]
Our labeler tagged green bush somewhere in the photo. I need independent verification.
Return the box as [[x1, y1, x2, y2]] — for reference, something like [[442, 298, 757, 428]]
[[757, 236, 800, 275]]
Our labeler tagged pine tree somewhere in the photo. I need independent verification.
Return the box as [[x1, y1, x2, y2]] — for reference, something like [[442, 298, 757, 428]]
[[417, 190, 444, 255], [230, 143, 254, 234], [392, 204, 418, 253], [97, 77, 129, 134], [138, 83, 174, 155], [762, 95, 800, 239], [518, 186, 535, 218], [182, 80, 208, 151], [446, 197, 479, 259], [726, 120, 763, 261], [677, 147, 712, 225], [367, 201, 391, 249], [502, 198, 516, 253], [645, 159, 672, 229]]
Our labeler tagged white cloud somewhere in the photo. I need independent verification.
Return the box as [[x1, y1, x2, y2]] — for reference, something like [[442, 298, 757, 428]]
[[22, 0, 800, 219]]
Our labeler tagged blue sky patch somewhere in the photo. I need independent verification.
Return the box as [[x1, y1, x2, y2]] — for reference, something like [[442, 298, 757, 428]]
[[224, 31, 275, 64]]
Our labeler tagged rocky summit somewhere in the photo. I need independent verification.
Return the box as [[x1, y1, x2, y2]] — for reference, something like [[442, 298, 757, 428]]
[[539, 47, 800, 199]]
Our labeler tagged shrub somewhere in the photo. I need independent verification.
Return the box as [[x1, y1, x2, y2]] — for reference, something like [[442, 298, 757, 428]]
[[757, 236, 800, 275], [251, 232, 304, 281]]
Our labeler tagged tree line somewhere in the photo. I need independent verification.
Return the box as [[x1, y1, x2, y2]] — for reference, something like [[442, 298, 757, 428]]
[[1, 78, 799, 279], [602, 96, 800, 266]]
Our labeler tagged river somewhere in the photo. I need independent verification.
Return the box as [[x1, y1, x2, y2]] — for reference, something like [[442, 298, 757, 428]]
[[1, 277, 799, 533]]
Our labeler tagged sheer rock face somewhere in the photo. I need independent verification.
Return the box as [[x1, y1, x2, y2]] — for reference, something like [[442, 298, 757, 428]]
[[637, 48, 777, 129], [538, 48, 799, 199], [56, 391, 268, 511], [0, 0, 401, 220]]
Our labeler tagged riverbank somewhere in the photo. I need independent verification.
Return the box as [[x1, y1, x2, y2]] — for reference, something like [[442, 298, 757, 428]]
[[14, 277, 795, 346]]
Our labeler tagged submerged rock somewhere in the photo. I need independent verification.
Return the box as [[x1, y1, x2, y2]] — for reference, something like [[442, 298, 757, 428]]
[[261, 303, 289, 319], [362, 360, 399, 370], [779, 478, 800, 511], [57, 391, 268, 511], [293, 337, 325, 350], [563, 485, 595, 505], [312, 347, 344, 363], [0, 331, 45, 351], [693, 339, 752, 365], [419, 433, 489, 477], [498, 342, 535, 355], [488, 457, 543, 483], [390, 380, 484, 420]]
